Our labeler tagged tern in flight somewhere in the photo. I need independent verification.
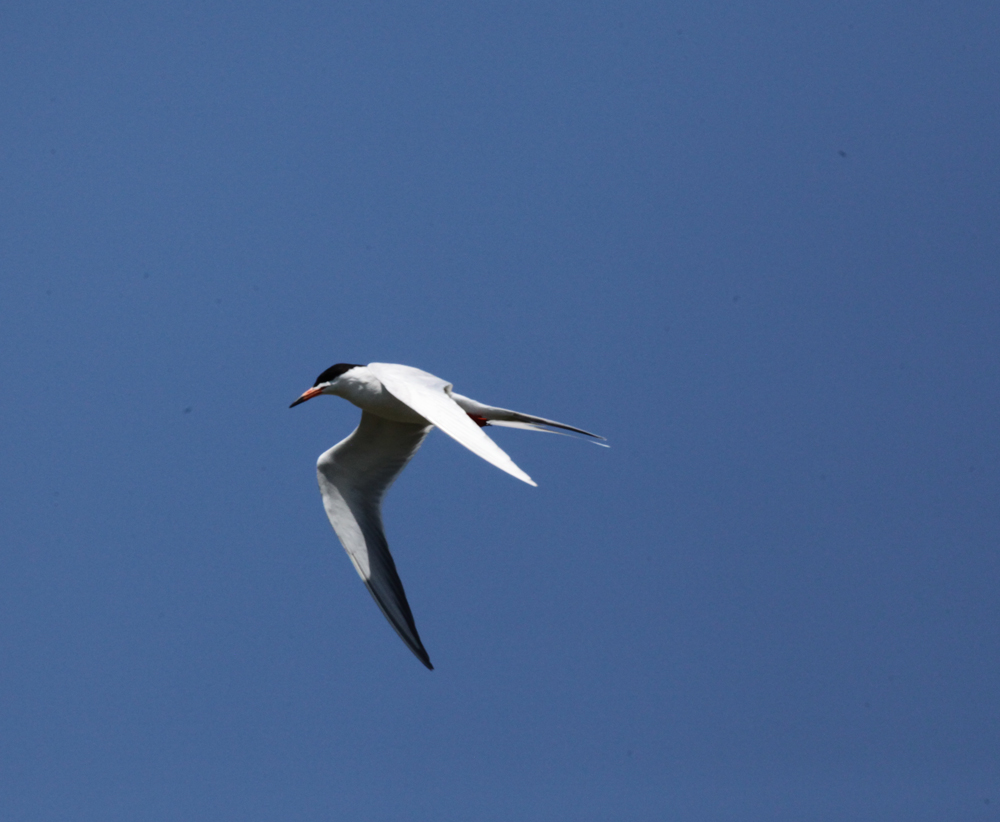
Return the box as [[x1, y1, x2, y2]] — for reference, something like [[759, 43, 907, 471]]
[[290, 362, 605, 669]]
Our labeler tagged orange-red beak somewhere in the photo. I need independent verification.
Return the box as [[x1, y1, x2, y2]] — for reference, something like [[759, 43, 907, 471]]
[[289, 386, 324, 408]]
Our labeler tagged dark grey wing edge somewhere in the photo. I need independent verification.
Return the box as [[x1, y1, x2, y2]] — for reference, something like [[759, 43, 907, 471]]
[[501, 412, 605, 440], [354, 506, 434, 670], [448, 392, 605, 440]]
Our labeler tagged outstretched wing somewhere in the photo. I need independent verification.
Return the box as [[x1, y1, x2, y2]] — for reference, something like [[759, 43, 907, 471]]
[[316, 411, 434, 669], [368, 362, 537, 486]]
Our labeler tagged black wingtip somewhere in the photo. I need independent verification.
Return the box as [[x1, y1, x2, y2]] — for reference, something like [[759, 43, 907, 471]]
[[408, 637, 434, 670], [412, 643, 434, 670]]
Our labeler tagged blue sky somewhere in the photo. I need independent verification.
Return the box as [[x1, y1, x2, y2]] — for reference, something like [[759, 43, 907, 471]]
[[2, 2, 999, 819]]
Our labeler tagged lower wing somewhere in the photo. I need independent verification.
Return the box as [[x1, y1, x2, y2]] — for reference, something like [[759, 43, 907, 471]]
[[316, 411, 435, 669]]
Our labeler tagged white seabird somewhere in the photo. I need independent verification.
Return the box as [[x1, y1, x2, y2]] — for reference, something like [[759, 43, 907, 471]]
[[290, 362, 605, 669]]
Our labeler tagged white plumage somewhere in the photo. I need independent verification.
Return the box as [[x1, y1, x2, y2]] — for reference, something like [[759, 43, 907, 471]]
[[290, 362, 605, 669]]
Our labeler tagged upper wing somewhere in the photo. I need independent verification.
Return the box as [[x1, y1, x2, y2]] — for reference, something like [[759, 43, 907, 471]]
[[368, 362, 537, 486], [316, 411, 434, 669]]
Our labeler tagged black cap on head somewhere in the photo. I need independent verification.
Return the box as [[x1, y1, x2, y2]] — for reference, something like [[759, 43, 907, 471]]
[[314, 363, 364, 387]]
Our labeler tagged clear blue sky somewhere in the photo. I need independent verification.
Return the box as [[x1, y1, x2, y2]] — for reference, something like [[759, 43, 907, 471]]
[[2, 2, 999, 819]]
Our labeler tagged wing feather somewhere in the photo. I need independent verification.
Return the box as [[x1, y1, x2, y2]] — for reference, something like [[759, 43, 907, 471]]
[[368, 363, 537, 486], [316, 411, 434, 669]]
